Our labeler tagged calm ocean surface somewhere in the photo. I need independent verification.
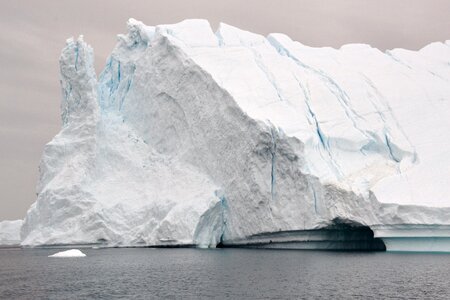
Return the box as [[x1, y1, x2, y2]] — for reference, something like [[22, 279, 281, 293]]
[[0, 248, 449, 299]]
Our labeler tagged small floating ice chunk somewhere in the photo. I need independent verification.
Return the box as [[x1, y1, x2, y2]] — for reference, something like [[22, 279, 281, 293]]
[[48, 249, 86, 257]]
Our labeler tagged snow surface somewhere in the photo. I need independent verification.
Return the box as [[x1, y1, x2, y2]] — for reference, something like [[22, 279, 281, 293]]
[[20, 19, 450, 251], [48, 249, 86, 257], [0, 220, 23, 245]]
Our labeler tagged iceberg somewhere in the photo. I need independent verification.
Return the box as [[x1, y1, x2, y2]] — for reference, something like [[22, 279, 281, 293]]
[[20, 19, 450, 252], [0, 220, 23, 246], [48, 249, 86, 257]]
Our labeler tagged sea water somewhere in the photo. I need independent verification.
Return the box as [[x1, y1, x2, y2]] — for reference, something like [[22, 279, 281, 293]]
[[1, 248, 449, 299]]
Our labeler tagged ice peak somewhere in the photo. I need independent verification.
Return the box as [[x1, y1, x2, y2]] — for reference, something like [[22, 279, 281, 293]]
[[59, 35, 98, 126], [116, 18, 155, 51]]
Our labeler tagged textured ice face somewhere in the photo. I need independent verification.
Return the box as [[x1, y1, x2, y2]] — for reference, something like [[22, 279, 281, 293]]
[[22, 29, 221, 247], [20, 19, 450, 250], [0, 220, 23, 245]]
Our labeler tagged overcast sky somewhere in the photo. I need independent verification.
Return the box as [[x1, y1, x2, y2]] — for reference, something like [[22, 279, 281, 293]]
[[1, 0, 450, 220]]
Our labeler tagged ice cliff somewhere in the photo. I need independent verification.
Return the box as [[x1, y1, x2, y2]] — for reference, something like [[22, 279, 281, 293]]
[[20, 19, 450, 251]]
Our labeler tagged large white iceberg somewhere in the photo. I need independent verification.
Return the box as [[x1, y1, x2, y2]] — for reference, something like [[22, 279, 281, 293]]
[[21, 19, 450, 251], [0, 220, 23, 245]]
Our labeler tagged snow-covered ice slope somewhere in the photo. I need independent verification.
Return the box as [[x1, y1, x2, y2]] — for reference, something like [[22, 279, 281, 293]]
[[21, 19, 450, 251], [0, 220, 23, 245]]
